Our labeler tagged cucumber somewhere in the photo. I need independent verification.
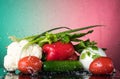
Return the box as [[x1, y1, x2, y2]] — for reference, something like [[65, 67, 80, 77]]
[[43, 61, 83, 72]]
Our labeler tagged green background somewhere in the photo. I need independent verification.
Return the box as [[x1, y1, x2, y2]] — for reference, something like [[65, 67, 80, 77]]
[[0, 0, 55, 67]]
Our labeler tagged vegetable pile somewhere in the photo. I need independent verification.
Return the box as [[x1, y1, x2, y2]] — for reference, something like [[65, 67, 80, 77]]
[[4, 25, 114, 75]]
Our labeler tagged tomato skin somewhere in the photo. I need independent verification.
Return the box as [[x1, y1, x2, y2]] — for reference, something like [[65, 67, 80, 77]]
[[18, 56, 42, 74], [89, 57, 114, 75]]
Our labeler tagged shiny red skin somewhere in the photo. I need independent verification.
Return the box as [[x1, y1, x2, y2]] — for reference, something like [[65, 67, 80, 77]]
[[89, 57, 114, 75], [42, 41, 75, 61], [18, 56, 42, 74], [67, 53, 78, 60]]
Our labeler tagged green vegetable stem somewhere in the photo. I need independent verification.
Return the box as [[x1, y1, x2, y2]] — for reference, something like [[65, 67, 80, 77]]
[[9, 25, 101, 50], [74, 39, 98, 53]]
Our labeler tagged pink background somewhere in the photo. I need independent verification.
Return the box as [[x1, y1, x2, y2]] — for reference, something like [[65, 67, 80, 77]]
[[72, 0, 120, 70], [46, 0, 120, 70]]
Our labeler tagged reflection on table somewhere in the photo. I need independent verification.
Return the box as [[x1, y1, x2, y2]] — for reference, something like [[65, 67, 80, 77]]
[[4, 71, 120, 79], [0, 68, 120, 79]]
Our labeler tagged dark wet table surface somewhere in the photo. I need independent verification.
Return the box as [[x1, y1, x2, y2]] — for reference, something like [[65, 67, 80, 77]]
[[0, 68, 120, 79]]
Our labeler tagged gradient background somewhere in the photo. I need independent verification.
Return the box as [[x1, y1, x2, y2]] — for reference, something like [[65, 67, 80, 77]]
[[0, 0, 120, 71]]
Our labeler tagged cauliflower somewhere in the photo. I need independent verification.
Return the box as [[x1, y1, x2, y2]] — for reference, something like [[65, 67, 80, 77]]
[[4, 40, 42, 71]]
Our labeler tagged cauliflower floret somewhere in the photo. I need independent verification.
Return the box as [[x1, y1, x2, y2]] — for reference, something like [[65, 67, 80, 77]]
[[7, 42, 20, 56], [4, 55, 18, 71], [20, 44, 42, 58], [4, 40, 42, 71]]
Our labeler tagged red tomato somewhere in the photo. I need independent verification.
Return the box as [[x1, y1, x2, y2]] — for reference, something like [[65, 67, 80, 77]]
[[18, 56, 42, 74], [89, 57, 114, 75]]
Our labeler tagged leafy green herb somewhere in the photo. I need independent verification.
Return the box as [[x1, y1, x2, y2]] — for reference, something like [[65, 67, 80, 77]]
[[74, 39, 98, 53], [27, 25, 99, 47], [37, 33, 58, 46], [10, 25, 101, 50], [9, 27, 71, 42], [61, 35, 70, 43], [32, 27, 71, 41], [91, 46, 98, 50]]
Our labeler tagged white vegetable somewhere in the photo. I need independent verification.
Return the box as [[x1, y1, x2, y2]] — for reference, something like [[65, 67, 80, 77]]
[[4, 40, 42, 71], [79, 47, 106, 71]]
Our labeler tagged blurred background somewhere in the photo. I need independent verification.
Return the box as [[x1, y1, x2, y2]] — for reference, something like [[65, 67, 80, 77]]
[[0, 0, 120, 71]]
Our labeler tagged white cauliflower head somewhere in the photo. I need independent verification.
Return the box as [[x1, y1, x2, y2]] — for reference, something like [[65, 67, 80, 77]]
[[4, 40, 42, 71]]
